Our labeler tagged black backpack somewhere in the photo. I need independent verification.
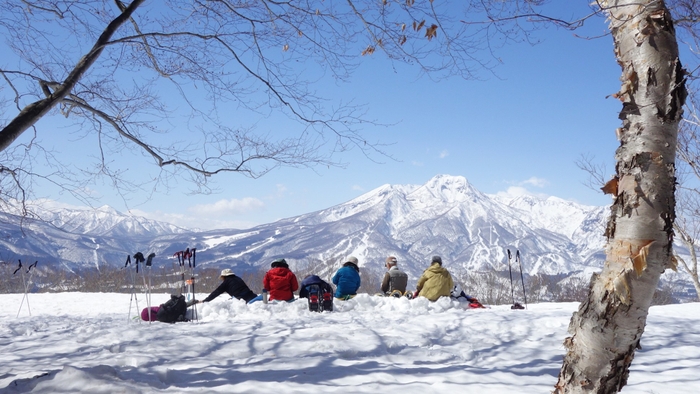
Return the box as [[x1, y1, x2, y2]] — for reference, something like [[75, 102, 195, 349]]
[[156, 294, 188, 323]]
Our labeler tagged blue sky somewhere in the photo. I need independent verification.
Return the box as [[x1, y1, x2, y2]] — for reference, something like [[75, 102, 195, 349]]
[[4, 3, 631, 230], [134, 16, 622, 230]]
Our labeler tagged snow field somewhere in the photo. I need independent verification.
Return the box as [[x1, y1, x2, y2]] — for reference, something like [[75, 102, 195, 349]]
[[1, 293, 699, 393]]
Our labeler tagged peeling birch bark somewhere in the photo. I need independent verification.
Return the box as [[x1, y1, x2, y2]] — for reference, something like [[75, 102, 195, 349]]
[[554, 1, 687, 393]]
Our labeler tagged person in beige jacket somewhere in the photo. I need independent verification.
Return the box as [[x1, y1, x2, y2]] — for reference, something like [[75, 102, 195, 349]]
[[415, 256, 454, 301]]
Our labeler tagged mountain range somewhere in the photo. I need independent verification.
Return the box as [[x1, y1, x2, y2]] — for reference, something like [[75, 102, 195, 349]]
[[0, 175, 611, 285]]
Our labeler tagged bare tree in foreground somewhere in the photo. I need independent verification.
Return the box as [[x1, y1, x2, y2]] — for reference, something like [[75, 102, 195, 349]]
[[555, 1, 687, 392], [0, 0, 546, 215]]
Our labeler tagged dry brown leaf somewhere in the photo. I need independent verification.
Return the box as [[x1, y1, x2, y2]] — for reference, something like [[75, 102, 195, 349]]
[[425, 24, 438, 40], [282, 44, 289, 52], [601, 176, 619, 195]]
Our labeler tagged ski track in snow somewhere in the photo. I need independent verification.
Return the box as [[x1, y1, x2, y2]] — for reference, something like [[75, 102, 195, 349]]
[[1, 293, 699, 393]]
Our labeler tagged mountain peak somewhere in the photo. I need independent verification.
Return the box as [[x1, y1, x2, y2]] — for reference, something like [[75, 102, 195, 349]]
[[96, 205, 121, 215], [415, 174, 481, 203]]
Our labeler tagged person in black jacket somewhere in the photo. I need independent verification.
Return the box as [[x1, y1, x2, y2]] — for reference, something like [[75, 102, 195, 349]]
[[193, 269, 258, 304]]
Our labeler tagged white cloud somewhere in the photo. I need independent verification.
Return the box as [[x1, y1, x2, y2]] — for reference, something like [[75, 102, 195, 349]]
[[188, 197, 265, 216], [495, 186, 530, 198], [521, 177, 549, 188], [439, 150, 449, 159], [352, 185, 364, 191], [275, 184, 287, 196], [412, 161, 424, 167]]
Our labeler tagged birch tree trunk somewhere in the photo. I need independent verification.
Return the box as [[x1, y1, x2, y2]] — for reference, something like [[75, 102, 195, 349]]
[[555, 1, 687, 393]]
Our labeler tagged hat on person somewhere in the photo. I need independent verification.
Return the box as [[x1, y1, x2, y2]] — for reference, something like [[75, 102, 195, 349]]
[[386, 256, 398, 266], [346, 256, 359, 265], [431, 255, 443, 265], [220, 268, 235, 277], [271, 258, 289, 269]]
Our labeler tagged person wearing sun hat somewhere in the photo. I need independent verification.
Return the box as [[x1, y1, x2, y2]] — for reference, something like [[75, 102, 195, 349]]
[[195, 268, 258, 304], [332, 256, 362, 300], [414, 255, 454, 301]]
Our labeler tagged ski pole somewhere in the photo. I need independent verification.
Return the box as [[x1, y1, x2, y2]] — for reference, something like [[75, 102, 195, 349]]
[[134, 252, 151, 323], [183, 248, 193, 305], [191, 248, 198, 321], [174, 251, 185, 295], [146, 253, 155, 319], [506, 249, 516, 307], [516, 250, 528, 309], [17, 261, 37, 317], [14, 260, 25, 317], [123, 255, 136, 323]]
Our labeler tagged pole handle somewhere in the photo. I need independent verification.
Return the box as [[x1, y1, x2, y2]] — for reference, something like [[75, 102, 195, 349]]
[[13, 261, 22, 275]]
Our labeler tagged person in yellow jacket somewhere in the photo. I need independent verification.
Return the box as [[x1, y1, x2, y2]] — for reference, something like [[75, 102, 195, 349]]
[[415, 256, 454, 301]]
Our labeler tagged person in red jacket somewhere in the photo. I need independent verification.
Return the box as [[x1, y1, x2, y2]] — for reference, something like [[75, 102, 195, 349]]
[[262, 258, 299, 302]]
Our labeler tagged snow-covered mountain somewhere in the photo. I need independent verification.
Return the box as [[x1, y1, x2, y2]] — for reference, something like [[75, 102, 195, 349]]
[[183, 175, 608, 282], [39, 205, 189, 237], [0, 205, 190, 271], [0, 175, 609, 281]]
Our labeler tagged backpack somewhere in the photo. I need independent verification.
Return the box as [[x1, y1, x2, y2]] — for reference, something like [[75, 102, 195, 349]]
[[305, 283, 334, 312], [141, 306, 160, 321], [156, 294, 188, 323]]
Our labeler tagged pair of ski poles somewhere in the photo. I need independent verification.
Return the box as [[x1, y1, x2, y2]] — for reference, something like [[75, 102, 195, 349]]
[[507, 249, 528, 310], [14, 260, 38, 318], [174, 247, 198, 321], [124, 252, 155, 322]]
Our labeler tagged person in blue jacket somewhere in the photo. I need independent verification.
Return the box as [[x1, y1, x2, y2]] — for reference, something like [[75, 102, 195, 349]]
[[332, 256, 361, 300]]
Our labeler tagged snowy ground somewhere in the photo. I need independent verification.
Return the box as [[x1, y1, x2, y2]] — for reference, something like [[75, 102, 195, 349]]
[[1, 293, 699, 393]]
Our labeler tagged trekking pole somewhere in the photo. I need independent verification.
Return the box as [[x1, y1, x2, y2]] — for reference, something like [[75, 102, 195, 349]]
[[17, 261, 38, 317], [14, 260, 25, 317], [123, 255, 140, 323], [507, 249, 524, 310], [146, 253, 156, 322], [134, 252, 152, 323], [183, 248, 194, 313], [191, 248, 198, 321], [506, 249, 516, 307], [516, 250, 528, 309], [173, 251, 185, 296]]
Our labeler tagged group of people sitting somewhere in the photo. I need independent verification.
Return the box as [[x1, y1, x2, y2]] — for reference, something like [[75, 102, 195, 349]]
[[191, 254, 480, 306]]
